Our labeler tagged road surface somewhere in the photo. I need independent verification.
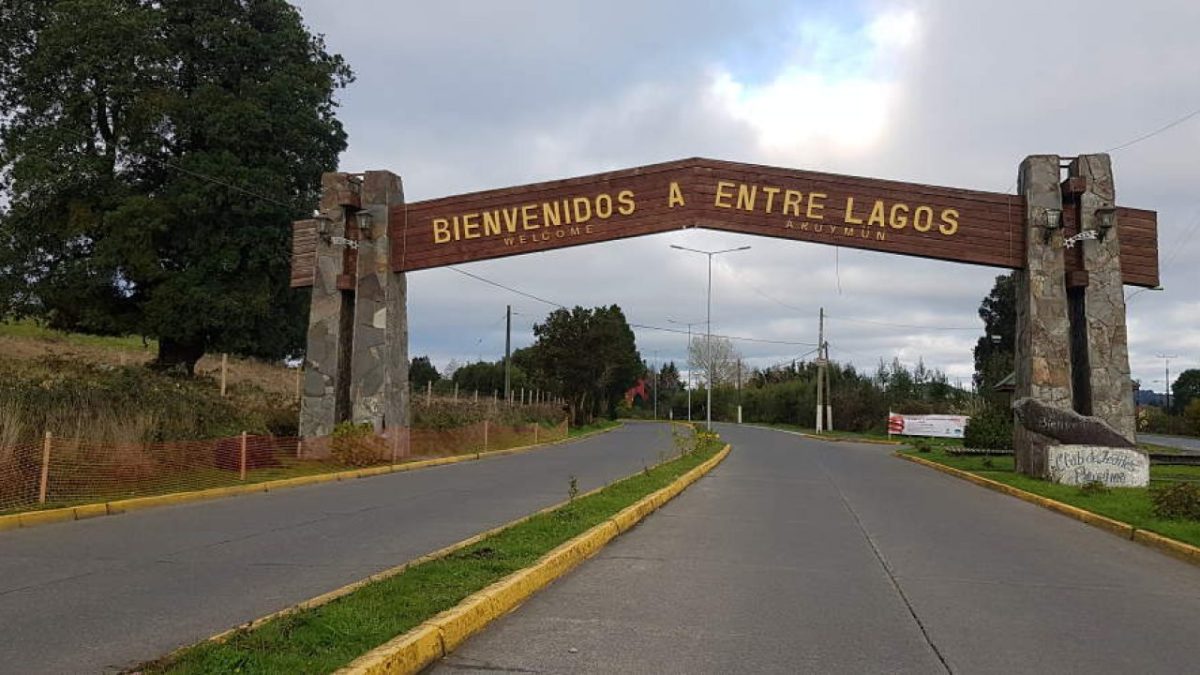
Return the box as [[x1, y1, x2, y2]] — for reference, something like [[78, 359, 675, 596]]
[[0, 422, 679, 674], [435, 424, 1200, 674], [1141, 432, 1200, 454]]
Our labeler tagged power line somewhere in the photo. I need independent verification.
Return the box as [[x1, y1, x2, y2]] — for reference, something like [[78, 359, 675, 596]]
[[1105, 103, 1200, 153], [447, 267, 566, 308], [445, 266, 817, 346], [628, 322, 817, 347]]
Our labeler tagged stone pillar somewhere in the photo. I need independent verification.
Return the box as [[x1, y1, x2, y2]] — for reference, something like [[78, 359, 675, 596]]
[[1013, 155, 1072, 477], [299, 173, 359, 439], [351, 172, 410, 453], [1069, 154, 1136, 442]]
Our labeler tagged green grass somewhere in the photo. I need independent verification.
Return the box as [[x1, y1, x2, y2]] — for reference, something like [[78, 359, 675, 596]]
[[0, 319, 155, 351], [568, 418, 622, 438], [899, 446, 1200, 548], [147, 434, 725, 674]]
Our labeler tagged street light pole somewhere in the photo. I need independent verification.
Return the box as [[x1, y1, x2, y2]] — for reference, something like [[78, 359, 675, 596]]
[[670, 244, 751, 431]]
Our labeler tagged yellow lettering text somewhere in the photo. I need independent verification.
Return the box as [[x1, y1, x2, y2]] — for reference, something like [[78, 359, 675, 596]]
[[462, 213, 481, 239], [572, 196, 592, 223], [736, 183, 757, 211], [668, 182, 685, 208], [844, 197, 864, 225], [714, 181, 735, 209], [762, 186, 781, 213], [867, 200, 886, 227], [542, 202, 561, 227], [807, 192, 826, 220], [782, 190, 804, 216], [432, 218, 451, 244], [889, 203, 909, 230], [939, 208, 959, 236], [617, 189, 636, 215], [595, 194, 613, 219], [913, 206, 934, 232]]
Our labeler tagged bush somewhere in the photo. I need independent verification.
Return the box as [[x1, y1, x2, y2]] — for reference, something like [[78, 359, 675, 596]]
[[909, 438, 934, 453], [330, 422, 384, 467], [964, 405, 1013, 451], [1151, 482, 1200, 520]]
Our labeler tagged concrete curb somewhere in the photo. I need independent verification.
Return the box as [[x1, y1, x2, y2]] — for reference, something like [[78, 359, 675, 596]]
[[337, 443, 732, 675], [896, 452, 1200, 567], [0, 422, 623, 534]]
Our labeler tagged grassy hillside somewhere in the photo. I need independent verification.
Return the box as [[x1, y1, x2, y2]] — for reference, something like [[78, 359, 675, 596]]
[[0, 321, 299, 445]]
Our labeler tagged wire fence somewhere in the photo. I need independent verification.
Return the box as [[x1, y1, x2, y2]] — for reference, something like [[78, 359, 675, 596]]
[[0, 418, 569, 515]]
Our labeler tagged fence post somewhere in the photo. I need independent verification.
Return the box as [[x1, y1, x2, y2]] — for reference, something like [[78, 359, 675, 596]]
[[474, 389, 478, 403], [296, 437, 304, 460], [294, 365, 302, 402], [483, 419, 489, 453], [38, 431, 52, 504], [533, 422, 538, 444], [220, 353, 228, 397], [426, 381, 433, 405], [239, 431, 248, 481]]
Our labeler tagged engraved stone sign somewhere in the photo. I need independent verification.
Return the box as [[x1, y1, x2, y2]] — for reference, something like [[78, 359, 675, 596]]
[[1046, 445, 1149, 487]]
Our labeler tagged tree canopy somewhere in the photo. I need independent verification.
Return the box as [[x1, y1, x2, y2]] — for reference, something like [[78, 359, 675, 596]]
[[1172, 369, 1200, 413], [972, 273, 1016, 395], [0, 0, 352, 372], [530, 305, 641, 424]]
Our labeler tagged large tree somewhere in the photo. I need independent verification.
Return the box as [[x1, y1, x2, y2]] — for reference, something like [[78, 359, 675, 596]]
[[689, 334, 741, 388], [972, 273, 1017, 394], [1172, 369, 1200, 414], [531, 305, 641, 424], [0, 0, 351, 372]]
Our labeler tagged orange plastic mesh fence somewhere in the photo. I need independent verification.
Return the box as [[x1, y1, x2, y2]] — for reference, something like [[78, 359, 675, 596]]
[[0, 418, 568, 515]]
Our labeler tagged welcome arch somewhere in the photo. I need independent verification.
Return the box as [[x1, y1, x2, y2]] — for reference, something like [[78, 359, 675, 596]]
[[289, 156, 1159, 482]]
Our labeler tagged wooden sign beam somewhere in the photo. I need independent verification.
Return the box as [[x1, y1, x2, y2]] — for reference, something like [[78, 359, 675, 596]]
[[291, 158, 1158, 288]]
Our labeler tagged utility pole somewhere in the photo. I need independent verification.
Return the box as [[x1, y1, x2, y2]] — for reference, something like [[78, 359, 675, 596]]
[[816, 308, 825, 433], [735, 357, 742, 424], [1158, 353, 1178, 412], [652, 351, 658, 421], [504, 304, 512, 402]]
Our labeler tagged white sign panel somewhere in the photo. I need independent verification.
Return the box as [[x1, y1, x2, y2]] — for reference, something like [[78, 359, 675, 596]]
[[887, 413, 968, 439], [1046, 445, 1150, 487]]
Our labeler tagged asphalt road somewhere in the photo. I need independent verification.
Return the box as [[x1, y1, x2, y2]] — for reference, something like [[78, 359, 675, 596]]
[[0, 422, 681, 674], [1141, 433, 1200, 454], [435, 424, 1200, 674]]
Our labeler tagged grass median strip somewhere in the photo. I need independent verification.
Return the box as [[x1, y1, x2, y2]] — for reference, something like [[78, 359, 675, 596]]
[[144, 434, 724, 675], [898, 447, 1200, 548]]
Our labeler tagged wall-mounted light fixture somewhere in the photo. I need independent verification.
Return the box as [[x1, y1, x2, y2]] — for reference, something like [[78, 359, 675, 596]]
[[355, 210, 374, 239], [1041, 207, 1063, 243], [1096, 207, 1117, 241], [314, 212, 334, 240]]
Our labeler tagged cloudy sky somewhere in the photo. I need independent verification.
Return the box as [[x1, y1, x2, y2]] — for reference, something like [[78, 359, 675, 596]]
[[294, 0, 1199, 391]]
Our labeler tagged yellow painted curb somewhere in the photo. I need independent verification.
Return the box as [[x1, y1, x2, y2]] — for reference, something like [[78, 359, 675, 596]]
[[1132, 529, 1200, 566], [336, 443, 732, 675], [0, 422, 624, 534], [896, 452, 1200, 568]]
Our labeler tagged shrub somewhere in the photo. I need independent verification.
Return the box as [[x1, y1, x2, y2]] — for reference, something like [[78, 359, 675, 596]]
[[330, 422, 384, 467], [1151, 482, 1200, 520], [909, 438, 934, 453], [1078, 480, 1110, 497], [964, 405, 1013, 451]]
